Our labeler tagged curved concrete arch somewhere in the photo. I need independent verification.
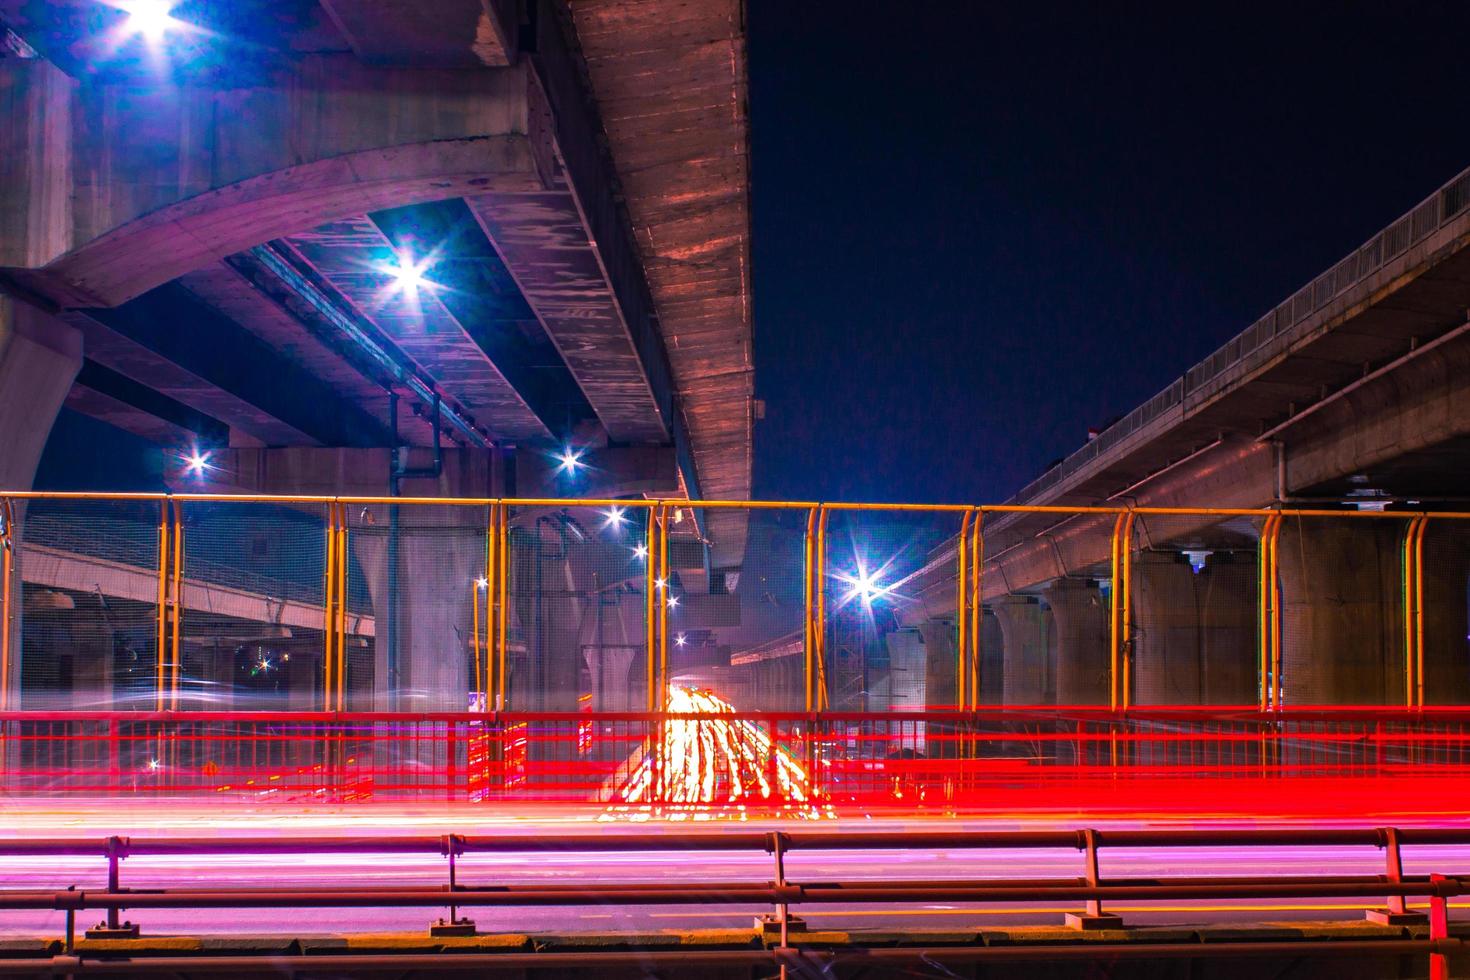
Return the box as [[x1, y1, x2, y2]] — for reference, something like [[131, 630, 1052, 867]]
[[1, 56, 547, 308]]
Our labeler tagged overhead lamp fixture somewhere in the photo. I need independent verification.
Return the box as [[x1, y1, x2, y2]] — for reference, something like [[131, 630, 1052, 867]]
[[116, 0, 181, 41]]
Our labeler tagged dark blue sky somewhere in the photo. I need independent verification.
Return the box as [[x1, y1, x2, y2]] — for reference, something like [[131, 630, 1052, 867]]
[[747, 1, 1470, 503]]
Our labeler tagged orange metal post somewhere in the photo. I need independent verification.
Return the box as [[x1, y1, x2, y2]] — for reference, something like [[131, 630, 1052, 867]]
[[645, 505, 657, 712], [336, 518, 347, 710], [957, 511, 971, 710], [324, 504, 337, 711], [1412, 518, 1424, 707], [156, 501, 168, 711], [1107, 513, 1126, 710], [490, 511, 502, 708], [802, 508, 816, 712], [1265, 514, 1284, 710], [0, 498, 12, 712], [496, 505, 509, 710], [170, 500, 184, 710], [970, 511, 984, 709], [1257, 514, 1274, 711], [1119, 512, 1137, 710], [815, 507, 830, 711], [658, 505, 670, 701]]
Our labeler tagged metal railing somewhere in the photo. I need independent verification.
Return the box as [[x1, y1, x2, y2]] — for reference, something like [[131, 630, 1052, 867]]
[[5, 707, 1470, 807], [1011, 164, 1470, 505], [0, 827, 1464, 976]]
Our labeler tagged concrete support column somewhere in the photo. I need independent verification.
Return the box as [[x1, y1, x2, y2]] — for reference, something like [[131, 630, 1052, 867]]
[[916, 620, 956, 709], [1044, 578, 1109, 705], [1421, 526, 1470, 705], [583, 645, 636, 713], [1278, 519, 1402, 705], [1, 298, 83, 707], [978, 612, 1004, 704], [991, 596, 1050, 705], [1132, 555, 1256, 705]]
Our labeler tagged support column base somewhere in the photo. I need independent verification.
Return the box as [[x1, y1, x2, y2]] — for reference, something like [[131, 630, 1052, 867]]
[[84, 922, 141, 939], [428, 918, 477, 937], [1365, 909, 1428, 926], [1065, 912, 1124, 930], [755, 913, 807, 937]]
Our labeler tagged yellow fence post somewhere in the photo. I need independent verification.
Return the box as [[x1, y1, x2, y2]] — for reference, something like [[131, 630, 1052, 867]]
[[970, 510, 983, 710], [0, 497, 12, 713], [1107, 512, 1126, 711], [815, 506, 830, 712], [324, 503, 337, 711], [957, 510, 970, 711], [170, 499, 184, 711], [802, 508, 816, 713]]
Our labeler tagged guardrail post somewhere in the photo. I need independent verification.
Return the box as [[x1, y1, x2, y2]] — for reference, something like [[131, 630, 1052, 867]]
[[1367, 827, 1428, 925], [757, 831, 803, 945], [84, 836, 138, 939], [1429, 873, 1450, 980], [1066, 829, 1122, 930], [430, 834, 475, 937]]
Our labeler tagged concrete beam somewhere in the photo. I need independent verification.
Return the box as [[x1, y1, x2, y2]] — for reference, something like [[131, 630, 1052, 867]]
[[64, 359, 226, 449], [0, 57, 542, 307], [319, 0, 517, 68], [81, 284, 392, 448]]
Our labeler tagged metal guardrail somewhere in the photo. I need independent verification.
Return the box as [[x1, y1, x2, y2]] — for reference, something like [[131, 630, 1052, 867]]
[[1011, 164, 1470, 505], [6, 707, 1470, 804], [0, 827, 1464, 977]]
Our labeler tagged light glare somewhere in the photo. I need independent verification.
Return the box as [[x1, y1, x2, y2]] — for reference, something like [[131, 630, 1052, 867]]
[[557, 447, 584, 473], [119, 0, 181, 40]]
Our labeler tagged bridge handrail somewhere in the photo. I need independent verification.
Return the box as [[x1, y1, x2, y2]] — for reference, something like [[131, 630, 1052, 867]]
[[0, 824, 1463, 975]]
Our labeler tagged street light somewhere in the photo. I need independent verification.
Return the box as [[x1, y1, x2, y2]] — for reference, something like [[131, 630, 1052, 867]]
[[116, 0, 181, 41]]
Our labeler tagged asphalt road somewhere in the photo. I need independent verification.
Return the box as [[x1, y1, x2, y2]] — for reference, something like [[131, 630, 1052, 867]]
[[2, 804, 1468, 939]]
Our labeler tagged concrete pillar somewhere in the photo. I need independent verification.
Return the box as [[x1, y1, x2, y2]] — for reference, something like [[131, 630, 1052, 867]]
[[1278, 519, 1402, 705], [1421, 526, 1470, 705], [1044, 578, 1109, 705], [991, 596, 1050, 705], [578, 592, 643, 712], [356, 515, 483, 713], [977, 611, 1004, 704], [1, 298, 83, 706], [916, 619, 956, 709], [1132, 554, 1256, 705], [583, 645, 635, 713]]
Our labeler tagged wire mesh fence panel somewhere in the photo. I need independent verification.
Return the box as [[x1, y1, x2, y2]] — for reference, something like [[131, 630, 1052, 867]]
[[693, 507, 806, 713], [1127, 512, 1261, 708], [1276, 515, 1406, 707], [177, 500, 329, 713], [809, 508, 968, 791], [9, 498, 163, 712], [501, 503, 651, 802]]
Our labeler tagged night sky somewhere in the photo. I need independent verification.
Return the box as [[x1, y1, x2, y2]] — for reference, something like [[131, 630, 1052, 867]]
[[747, 1, 1470, 504]]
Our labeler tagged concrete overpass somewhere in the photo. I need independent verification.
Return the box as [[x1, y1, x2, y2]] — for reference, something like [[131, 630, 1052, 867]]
[[904, 164, 1470, 709], [0, 0, 752, 711]]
